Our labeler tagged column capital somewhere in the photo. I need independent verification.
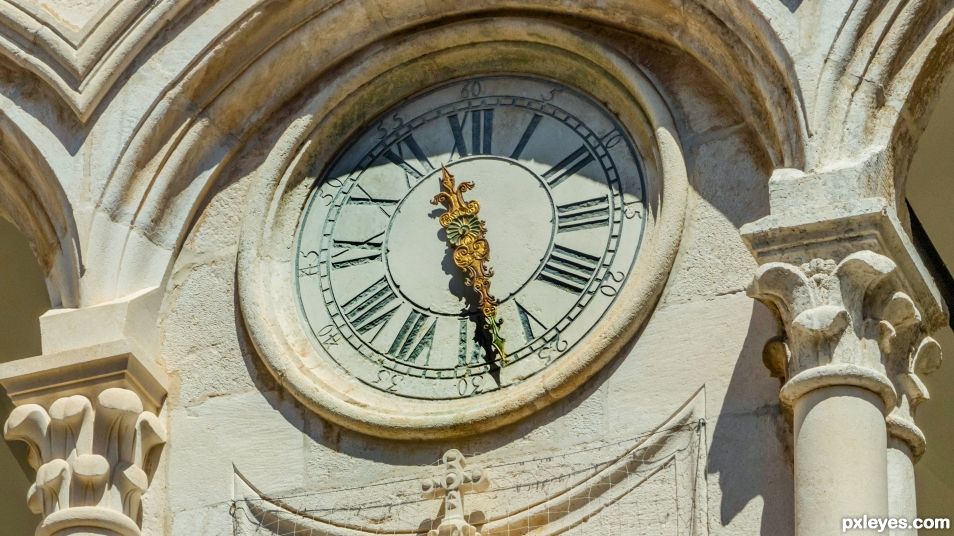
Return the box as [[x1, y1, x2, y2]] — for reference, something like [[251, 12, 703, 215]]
[[0, 289, 168, 536], [743, 190, 946, 458]]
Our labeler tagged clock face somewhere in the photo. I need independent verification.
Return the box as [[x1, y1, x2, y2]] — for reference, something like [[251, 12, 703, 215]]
[[295, 75, 646, 400]]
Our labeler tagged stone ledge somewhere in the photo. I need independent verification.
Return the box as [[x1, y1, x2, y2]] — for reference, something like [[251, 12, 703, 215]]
[[742, 197, 947, 331], [0, 339, 169, 414]]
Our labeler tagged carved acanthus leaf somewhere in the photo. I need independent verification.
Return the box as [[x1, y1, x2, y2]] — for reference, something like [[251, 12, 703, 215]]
[[751, 249, 944, 458], [3, 388, 165, 535]]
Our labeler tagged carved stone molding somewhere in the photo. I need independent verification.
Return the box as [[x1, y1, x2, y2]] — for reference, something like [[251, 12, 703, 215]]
[[885, 334, 942, 459], [0, 0, 190, 120], [753, 252, 900, 410], [0, 333, 168, 535]]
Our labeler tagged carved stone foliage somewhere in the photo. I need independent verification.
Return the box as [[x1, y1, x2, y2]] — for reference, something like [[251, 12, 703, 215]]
[[884, 327, 942, 458], [3, 388, 165, 536], [749, 249, 942, 456]]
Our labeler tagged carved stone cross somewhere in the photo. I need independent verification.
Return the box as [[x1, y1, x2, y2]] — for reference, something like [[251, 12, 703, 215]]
[[421, 449, 490, 536]]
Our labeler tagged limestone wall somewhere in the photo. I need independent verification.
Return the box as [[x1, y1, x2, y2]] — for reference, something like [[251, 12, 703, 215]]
[[153, 21, 788, 532], [0, 2, 952, 536]]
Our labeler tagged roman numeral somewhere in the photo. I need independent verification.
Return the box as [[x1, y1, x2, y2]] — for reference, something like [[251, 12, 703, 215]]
[[556, 195, 610, 232], [448, 110, 493, 157], [537, 245, 601, 294], [389, 311, 436, 365], [342, 277, 400, 338], [383, 134, 434, 182], [510, 113, 542, 159], [330, 230, 384, 269], [457, 318, 485, 366], [543, 146, 594, 188], [515, 300, 547, 343], [348, 185, 399, 217]]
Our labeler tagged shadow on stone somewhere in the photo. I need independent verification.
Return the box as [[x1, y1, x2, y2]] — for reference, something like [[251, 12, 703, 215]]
[[707, 301, 794, 535]]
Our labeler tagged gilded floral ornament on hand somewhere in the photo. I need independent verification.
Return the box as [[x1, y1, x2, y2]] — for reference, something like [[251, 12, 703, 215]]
[[432, 166, 508, 365]]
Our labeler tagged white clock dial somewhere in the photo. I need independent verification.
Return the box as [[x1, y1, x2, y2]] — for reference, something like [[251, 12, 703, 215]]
[[295, 75, 646, 400]]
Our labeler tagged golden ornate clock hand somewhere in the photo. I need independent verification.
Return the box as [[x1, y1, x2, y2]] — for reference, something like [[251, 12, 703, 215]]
[[431, 166, 508, 365]]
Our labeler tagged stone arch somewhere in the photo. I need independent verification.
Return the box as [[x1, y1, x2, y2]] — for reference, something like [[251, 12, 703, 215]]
[[82, 0, 806, 304], [0, 114, 80, 309], [791, 2, 954, 205], [886, 8, 954, 210]]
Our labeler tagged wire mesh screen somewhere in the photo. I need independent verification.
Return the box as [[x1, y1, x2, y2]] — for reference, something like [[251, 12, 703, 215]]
[[230, 418, 706, 536]]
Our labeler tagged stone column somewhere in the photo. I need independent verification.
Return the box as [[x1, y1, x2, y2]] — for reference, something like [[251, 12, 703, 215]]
[[885, 333, 941, 534], [743, 181, 946, 536], [0, 289, 169, 536], [752, 253, 897, 535]]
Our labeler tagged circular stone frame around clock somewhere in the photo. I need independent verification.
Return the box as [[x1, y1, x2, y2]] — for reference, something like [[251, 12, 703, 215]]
[[237, 18, 690, 439]]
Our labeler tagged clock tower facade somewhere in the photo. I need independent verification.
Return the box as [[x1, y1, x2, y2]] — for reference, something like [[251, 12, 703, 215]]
[[0, 3, 951, 536]]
